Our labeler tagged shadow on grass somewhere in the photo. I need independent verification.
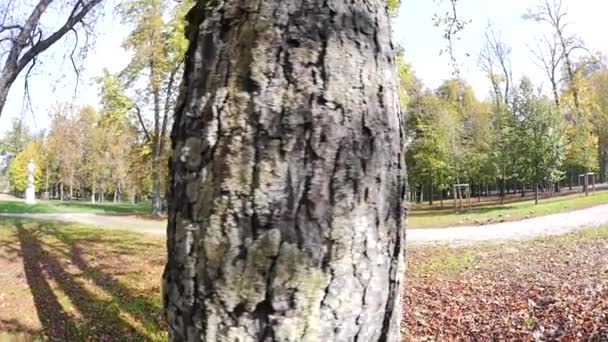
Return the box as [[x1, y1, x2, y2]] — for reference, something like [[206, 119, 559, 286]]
[[0, 218, 165, 340]]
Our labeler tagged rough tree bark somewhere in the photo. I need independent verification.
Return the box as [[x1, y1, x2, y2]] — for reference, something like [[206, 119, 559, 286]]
[[163, 0, 406, 340]]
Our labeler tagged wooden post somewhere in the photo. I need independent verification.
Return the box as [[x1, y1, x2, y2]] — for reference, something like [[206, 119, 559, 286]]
[[585, 173, 589, 196], [459, 186, 463, 211], [453, 185, 457, 210]]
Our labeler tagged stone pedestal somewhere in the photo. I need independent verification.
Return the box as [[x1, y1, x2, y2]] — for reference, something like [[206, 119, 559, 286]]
[[25, 160, 36, 205]]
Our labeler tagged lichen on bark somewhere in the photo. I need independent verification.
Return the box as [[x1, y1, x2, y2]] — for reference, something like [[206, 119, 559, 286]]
[[163, 0, 406, 340]]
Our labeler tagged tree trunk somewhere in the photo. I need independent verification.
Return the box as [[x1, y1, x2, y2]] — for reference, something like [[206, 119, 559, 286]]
[[600, 139, 607, 184], [429, 177, 434, 206], [151, 122, 163, 216], [163, 1, 406, 340], [535, 183, 539, 205]]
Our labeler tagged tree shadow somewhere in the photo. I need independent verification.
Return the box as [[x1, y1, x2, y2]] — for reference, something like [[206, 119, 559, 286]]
[[6, 219, 166, 340]]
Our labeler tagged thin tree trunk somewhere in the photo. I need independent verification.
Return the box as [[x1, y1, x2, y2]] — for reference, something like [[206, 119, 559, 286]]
[[535, 183, 539, 205], [429, 177, 434, 206], [69, 170, 74, 200], [151, 73, 164, 216], [163, 1, 406, 340]]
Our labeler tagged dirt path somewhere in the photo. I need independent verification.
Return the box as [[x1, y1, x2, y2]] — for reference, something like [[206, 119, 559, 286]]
[[408, 203, 608, 245], [3, 202, 608, 244], [0, 213, 167, 235]]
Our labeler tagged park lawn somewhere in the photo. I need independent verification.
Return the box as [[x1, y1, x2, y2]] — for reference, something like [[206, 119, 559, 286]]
[[402, 226, 608, 340], [2, 217, 607, 340], [0, 218, 166, 341], [0, 198, 151, 215], [408, 190, 608, 228]]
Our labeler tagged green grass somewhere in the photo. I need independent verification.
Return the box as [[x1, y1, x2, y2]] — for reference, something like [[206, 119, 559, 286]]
[[409, 190, 608, 229], [0, 218, 166, 340], [0, 198, 151, 214]]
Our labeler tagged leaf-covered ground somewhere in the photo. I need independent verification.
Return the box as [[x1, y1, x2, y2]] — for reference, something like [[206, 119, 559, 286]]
[[2, 217, 607, 340], [402, 227, 608, 340]]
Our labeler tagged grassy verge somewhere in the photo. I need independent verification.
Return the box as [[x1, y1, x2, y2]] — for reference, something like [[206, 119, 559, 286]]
[[403, 226, 608, 340], [409, 190, 608, 228], [0, 198, 151, 214], [0, 218, 166, 341]]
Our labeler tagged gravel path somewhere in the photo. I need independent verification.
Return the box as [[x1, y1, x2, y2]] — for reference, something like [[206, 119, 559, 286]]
[[2, 203, 608, 244], [408, 203, 608, 245], [0, 213, 166, 235]]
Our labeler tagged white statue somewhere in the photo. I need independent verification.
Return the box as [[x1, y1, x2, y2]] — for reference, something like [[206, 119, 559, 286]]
[[25, 159, 36, 204]]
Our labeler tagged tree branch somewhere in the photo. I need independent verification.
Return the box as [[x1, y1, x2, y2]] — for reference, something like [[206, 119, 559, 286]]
[[133, 105, 152, 143], [16, 0, 102, 75]]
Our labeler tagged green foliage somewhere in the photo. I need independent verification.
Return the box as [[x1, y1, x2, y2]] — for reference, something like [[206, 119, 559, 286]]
[[0, 119, 31, 168], [387, 0, 400, 17], [511, 78, 565, 185]]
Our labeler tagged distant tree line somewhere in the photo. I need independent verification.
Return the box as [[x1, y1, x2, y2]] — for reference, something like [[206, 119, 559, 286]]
[[401, 47, 608, 206]]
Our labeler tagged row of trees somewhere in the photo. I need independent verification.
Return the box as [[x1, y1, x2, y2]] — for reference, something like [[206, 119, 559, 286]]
[[3, 83, 149, 204], [0, 0, 192, 215], [403, 1, 608, 206]]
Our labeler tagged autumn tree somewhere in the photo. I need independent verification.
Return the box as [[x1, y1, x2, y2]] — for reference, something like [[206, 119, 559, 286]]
[[0, 0, 103, 117], [163, 0, 406, 340], [119, 0, 191, 215], [7, 140, 44, 194], [587, 67, 608, 182], [46, 103, 83, 200]]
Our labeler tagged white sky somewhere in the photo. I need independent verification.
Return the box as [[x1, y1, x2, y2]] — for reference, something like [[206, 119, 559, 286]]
[[1, 0, 607, 135]]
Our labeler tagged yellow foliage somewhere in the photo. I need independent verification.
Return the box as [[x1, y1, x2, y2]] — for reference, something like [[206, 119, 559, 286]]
[[7, 141, 45, 193]]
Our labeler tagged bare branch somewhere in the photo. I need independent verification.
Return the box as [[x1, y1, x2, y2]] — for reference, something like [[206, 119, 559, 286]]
[[0, 24, 22, 33], [16, 0, 102, 74], [68, 28, 81, 97], [479, 23, 512, 106], [133, 105, 152, 143], [159, 62, 183, 153], [0, 0, 103, 118]]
